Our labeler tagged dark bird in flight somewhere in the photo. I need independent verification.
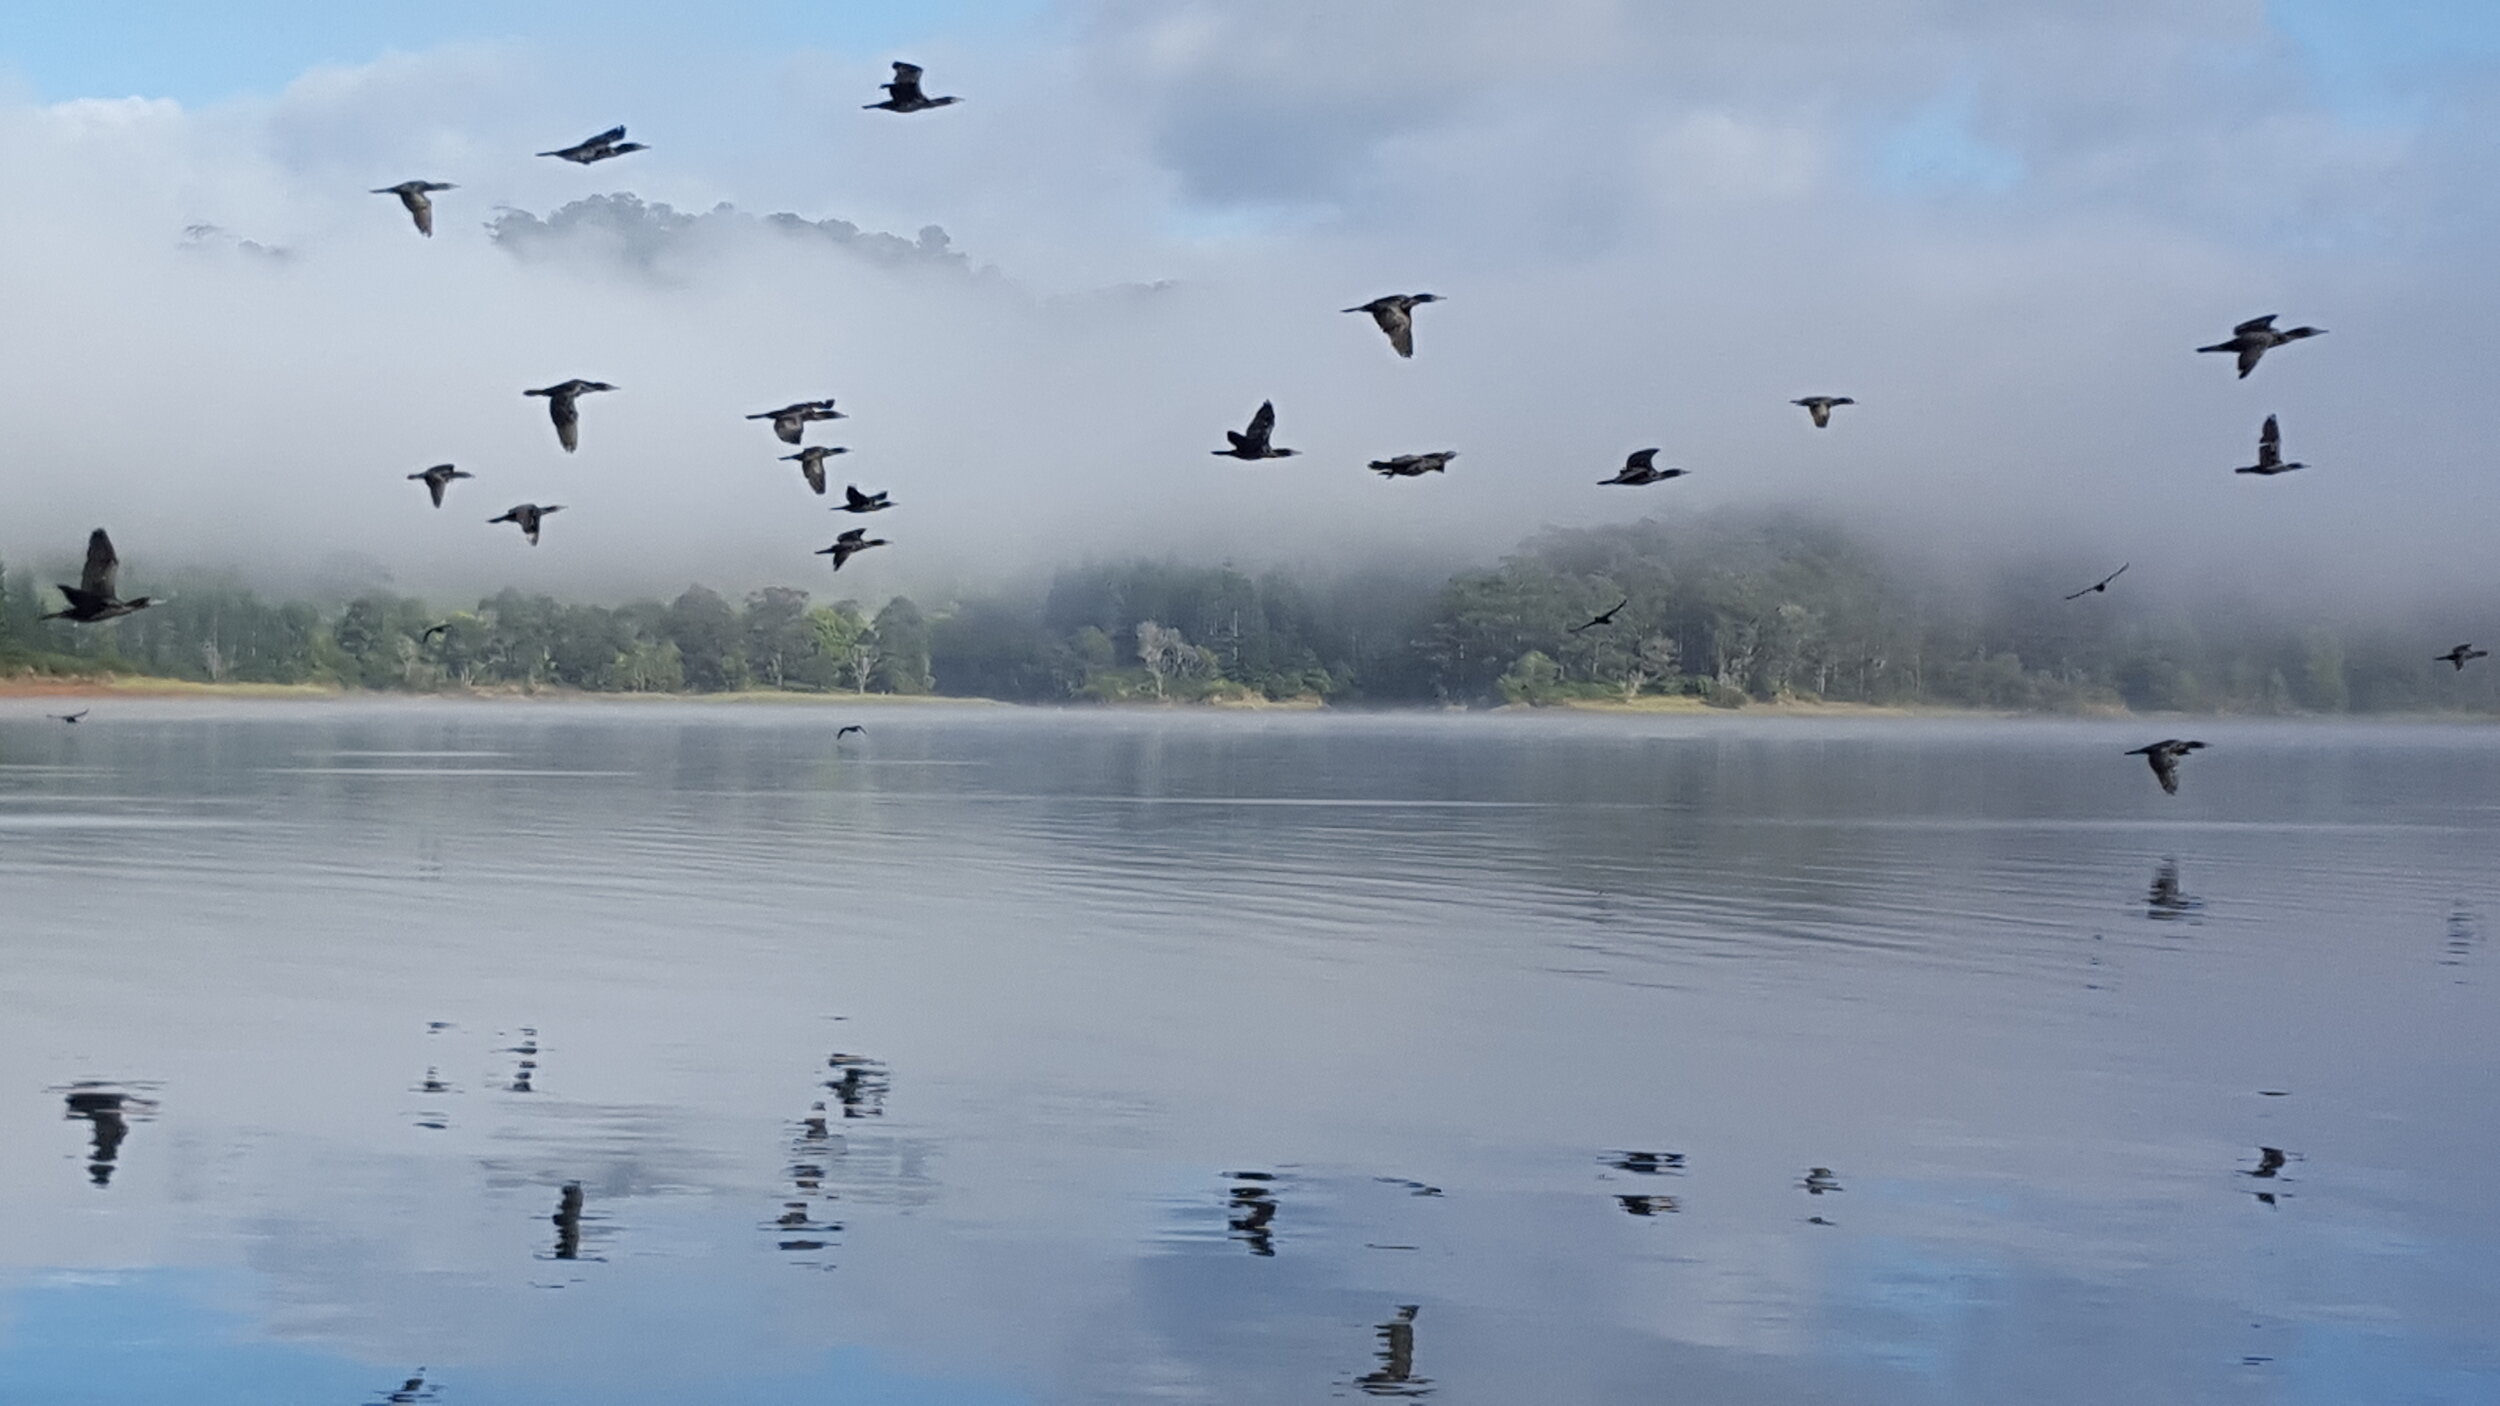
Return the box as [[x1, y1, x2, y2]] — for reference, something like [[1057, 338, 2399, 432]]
[[420, 622, 451, 643], [750, 399, 845, 445], [2436, 644, 2489, 671], [1569, 598, 1629, 634], [1599, 448, 1685, 486], [2236, 415, 2304, 476], [1344, 293, 1442, 358], [865, 62, 960, 112], [1214, 400, 1299, 460], [816, 528, 888, 571], [538, 125, 646, 164], [489, 503, 563, 545], [782, 445, 851, 495], [2064, 563, 2130, 600], [372, 180, 456, 236], [1369, 451, 1456, 478], [2199, 314, 2325, 378], [49, 709, 88, 724], [835, 725, 865, 740], [44, 530, 157, 623], [1792, 395, 1855, 428], [837, 484, 893, 514], [2126, 738, 2207, 795], [524, 379, 615, 453], [409, 463, 472, 507]]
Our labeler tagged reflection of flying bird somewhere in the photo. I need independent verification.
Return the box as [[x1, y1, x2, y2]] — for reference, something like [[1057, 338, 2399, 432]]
[[44, 529, 158, 623], [1369, 451, 1456, 478], [1792, 395, 1855, 428], [64, 1086, 141, 1188], [371, 180, 455, 236], [816, 528, 888, 571], [409, 463, 472, 507], [2126, 738, 2207, 795], [781, 445, 850, 495], [1343, 293, 1442, 358], [1568, 599, 1628, 634], [2247, 1146, 2288, 1179], [488, 504, 563, 545], [1801, 1167, 1842, 1195], [749, 400, 844, 445], [2236, 415, 2304, 476], [49, 709, 89, 724], [2064, 563, 2129, 600], [835, 725, 865, 740], [552, 1182, 584, 1259], [538, 125, 646, 164], [837, 483, 893, 514], [2436, 644, 2489, 671], [2199, 314, 2325, 378], [865, 62, 960, 112], [1214, 400, 1299, 460], [2146, 857, 2202, 920], [1607, 1150, 1684, 1175], [524, 379, 616, 453], [1356, 1305, 1428, 1397], [1599, 448, 1685, 486]]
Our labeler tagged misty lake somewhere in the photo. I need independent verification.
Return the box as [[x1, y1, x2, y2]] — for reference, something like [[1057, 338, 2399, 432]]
[[1, 701, 2494, 1404]]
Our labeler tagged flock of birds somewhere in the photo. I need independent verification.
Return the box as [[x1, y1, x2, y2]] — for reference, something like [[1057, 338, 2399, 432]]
[[23, 63, 2494, 794]]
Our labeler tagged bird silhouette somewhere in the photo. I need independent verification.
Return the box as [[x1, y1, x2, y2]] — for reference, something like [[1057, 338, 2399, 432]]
[[1792, 395, 1855, 428], [371, 180, 455, 236], [865, 62, 960, 112], [524, 379, 616, 453], [1214, 400, 1299, 460], [835, 725, 865, 740], [2436, 644, 2489, 671], [816, 528, 888, 571], [538, 125, 646, 164], [2199, 314, 2325, 378], [2126, 739, 2207, 795], [2247, 1147, 2288, 1179], [1801, 1167, 1843, 1195], [48, 709, 88, 724], [1369, 451, 1456, 478], [420, 623, 451, 643], [552, 1182, 584, 1259], [2064, 563, 2130, 600], [837, 483, 893, 514], [781, 445, 851, 495], [1598, 448, 1685, 486], [1355, 1306, 1428, 1397], [44, 530, 157, 623], [1344, 293, 1442, 358], [409, 463, 472, 507], [1569, 598, 1629, 634], [749, 400, 844, 445], [489, 504, 563, 545], [2236, 415, 2304, 476]]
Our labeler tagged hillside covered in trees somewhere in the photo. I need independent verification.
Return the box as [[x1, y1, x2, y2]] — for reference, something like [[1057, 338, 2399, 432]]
[[5, 513, 2494, 714]]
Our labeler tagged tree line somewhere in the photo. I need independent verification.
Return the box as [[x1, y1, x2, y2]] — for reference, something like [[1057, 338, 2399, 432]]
[[5, 513, 2494, 714]]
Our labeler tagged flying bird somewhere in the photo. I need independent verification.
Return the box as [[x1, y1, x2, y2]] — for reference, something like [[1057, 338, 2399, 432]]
[[2236, 414, 2304, 476], [816, 528, 888, 571], [749, 400, 845, 445], [1369, 451, 1456, 478], [1343, 293, 1442, 358], [420, 622, 452, 643], [2126, 738, 2207, 795], [2437, 644, 2489, 671], [48, 709, 88, 724], [1568, 599, 1629, 634], [488, 504, 563, 545], [43, 529, 157, 623], [371, 180, 456, 236], [538, 125, 646, 164], [1792, 395, 1855, 428], [837, 484, 893, 514], [2064, 563, 2130, 600], [865, 62, 960, 112], [1214, 400, 1299, 460], [782, 445, 851, 495], [1599, 448, 1686, 486], [409, 463, 472, 507], [524, 379, 615, 453], [835, 725, 865, 740], [2199, 314, 2325, 378]]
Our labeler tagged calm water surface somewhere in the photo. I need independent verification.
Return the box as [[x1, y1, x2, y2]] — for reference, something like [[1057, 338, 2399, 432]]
[[1, 702, 2494, 1404]]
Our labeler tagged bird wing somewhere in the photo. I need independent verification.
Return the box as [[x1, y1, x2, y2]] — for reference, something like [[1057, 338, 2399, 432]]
[[2104, 562, 2129, 588], [551, 399, 579, 453], [425, 474, 447, 507], [2237, 344, 2264, 378], [845, 484, 870, 508], [1627, 448, 1658, 470], [1379, 305, 1415, 357], [1247, 400, 1277, 443], [838, 528, 866, 544], [1804, 401, 1831, 427], [2233, 314, 2279, 335], [2257, 415, 2280, 465], [887, 64, 928, 102], [2149, 750, 2180, 794], [79, 530, 119, 599], [775, 414, 805, 445], [585, 125, 627, 149], [802, 458, 826, 494], [412, 192, 434, 236]]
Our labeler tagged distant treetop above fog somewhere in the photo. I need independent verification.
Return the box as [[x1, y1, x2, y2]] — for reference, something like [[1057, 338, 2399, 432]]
[[487, 194, 975, 277]]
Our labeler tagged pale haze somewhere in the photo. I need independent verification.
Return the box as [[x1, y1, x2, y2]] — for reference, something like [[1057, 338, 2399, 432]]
[[2, 0, 2495, 610]]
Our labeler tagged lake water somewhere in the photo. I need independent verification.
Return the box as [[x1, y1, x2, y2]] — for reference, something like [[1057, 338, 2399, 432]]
[[1, 701, 2494, 1404]]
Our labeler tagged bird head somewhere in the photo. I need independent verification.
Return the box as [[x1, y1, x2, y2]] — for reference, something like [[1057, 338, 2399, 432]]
[[1411, 293, 1444, 304]]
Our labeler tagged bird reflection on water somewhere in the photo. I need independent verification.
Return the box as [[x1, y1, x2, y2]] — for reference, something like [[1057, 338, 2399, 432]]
[[1227, 1174, 1280, 1257], [825, 1053, 889, 1118], [61, 1084, 153, 1188], [1354, 1305, 1432, 1397], [550, 1182, 585, 1261], [370, 1370, 438, 1404], [2147, 859, 2204, 922]]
